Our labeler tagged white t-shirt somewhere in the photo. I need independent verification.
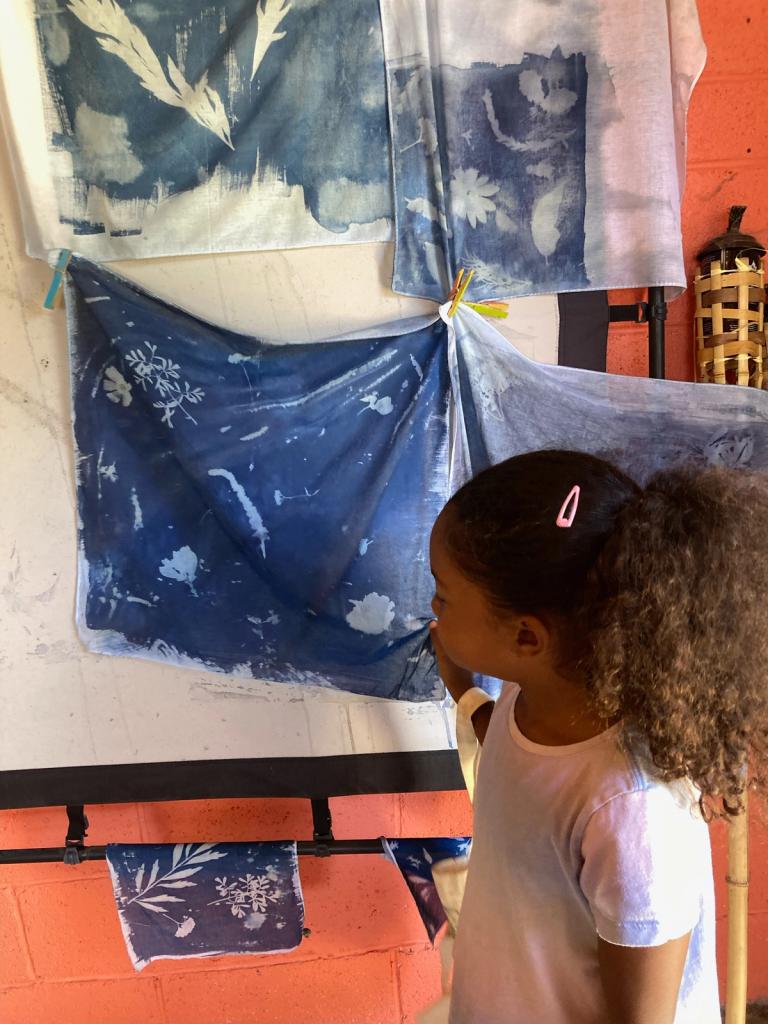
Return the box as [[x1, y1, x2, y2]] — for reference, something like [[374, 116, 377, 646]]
[[449, 683, 720, 1024]]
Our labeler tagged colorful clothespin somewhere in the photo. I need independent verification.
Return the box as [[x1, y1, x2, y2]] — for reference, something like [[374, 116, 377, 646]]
[[447, 268, 475, 317], [446, 269, 464, 309], [446, 267, 509, 319], [43, 249, 72, 310], [464, 299, 509, 319]]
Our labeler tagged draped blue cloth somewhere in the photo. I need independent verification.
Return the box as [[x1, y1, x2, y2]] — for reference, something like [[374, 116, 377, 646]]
[[447, 306, 768, 488], [106, 841, 303, 970], [383, 838, 472, 942], [67, 258, 449, 699], [67, 259, 768, 701]]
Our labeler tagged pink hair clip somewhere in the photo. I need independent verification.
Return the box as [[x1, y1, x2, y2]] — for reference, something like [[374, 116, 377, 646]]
[[555, 485, 580, 528]]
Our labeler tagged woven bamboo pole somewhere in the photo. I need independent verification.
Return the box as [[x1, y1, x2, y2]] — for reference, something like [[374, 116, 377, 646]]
[[725, 788, 749, 1024]]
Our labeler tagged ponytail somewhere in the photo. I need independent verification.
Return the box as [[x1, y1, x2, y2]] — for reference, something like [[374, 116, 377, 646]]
[[584, 465, 768, 815], [444, 451, 768, 815]]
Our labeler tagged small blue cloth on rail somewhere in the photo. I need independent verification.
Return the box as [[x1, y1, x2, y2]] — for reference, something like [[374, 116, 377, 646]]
[[66, 257, 450, 700], [383, 837, 471, 942], [106, 841, 304, 971]]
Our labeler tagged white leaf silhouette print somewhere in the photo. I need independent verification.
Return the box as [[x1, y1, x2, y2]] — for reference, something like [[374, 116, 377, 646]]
[[175, 916, 196, 937], [251, 0, 291, 81], [68, 0, 233, 148]]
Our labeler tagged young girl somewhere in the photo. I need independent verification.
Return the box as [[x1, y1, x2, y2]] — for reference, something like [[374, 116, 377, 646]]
[[428, 449, 768, 1024]]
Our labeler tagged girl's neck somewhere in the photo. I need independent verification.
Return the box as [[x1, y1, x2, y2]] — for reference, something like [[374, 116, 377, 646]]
[[514, 671, 616, 746]]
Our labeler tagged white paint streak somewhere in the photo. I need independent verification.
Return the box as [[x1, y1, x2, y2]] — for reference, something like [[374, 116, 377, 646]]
[[255, 349, 398, 412], [240, 427, 269, 441], [85, 295, 111, 303], [274, 487, 318, 507], [208, 468, 269, 556], [130, 488, 143, 530]]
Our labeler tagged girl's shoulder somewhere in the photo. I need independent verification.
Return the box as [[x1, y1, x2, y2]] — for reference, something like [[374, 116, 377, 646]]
[[588, 737, 705, 829]]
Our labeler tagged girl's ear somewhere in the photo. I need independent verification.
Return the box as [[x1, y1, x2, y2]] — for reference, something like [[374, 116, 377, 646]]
[[514, 616, 550, 657]]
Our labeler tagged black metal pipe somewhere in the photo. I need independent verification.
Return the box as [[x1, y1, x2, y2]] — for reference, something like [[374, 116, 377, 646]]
[[647, 286, 667, 380], [0, 839, 387, 865]]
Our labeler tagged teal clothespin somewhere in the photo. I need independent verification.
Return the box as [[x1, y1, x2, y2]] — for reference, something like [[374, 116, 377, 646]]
[[43, 248, 72, 310]]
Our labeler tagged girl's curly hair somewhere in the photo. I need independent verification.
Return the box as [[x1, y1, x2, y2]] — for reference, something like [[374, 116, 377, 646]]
[[444, 449, 768, 816]]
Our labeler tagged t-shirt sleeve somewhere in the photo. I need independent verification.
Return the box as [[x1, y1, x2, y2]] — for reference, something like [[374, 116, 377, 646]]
[[580, 785, 708, 947]]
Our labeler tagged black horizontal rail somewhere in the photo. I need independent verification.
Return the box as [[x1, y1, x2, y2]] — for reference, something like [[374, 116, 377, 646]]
[[0, 799, 395, 864], [0, 839, 387, 865]]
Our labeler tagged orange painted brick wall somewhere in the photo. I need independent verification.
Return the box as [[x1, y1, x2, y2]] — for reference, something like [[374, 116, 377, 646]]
[[2, 3, 768, 1021]]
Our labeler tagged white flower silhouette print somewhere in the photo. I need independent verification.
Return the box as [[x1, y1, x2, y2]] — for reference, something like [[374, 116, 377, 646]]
[[449, 168, 500, 229], [102, 366, 133, 406]]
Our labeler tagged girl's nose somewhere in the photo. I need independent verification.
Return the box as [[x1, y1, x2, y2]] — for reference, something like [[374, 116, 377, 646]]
[[430, 596, 440, 618]]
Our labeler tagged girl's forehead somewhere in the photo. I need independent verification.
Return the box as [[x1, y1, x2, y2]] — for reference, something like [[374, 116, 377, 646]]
[[428, 512, 449, 560], [429, 515, 465, 583]]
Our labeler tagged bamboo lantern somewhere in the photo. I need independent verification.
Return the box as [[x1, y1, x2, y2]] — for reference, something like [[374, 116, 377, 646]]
[[695, 206, 767, 387]]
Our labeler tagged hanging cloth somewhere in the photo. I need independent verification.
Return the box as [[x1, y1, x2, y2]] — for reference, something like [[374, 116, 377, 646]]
[[66, 257, 450, 699], [382, 837, 472, 943], [379, 0, 706, 301], [446, 301, 768, 490], [106, 841, 304, 971], [2, 0, 392, 259]]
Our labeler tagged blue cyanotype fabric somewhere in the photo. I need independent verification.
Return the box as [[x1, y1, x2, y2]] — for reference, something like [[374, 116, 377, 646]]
[[447, 304, 768, 490], [383, 838, 472, 942], [66, 258, 768, 702], [27, 0, 391, 258], [380, 0, 706, 301], [106, 841, 303, 970], [66, 257, 450, 699]]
